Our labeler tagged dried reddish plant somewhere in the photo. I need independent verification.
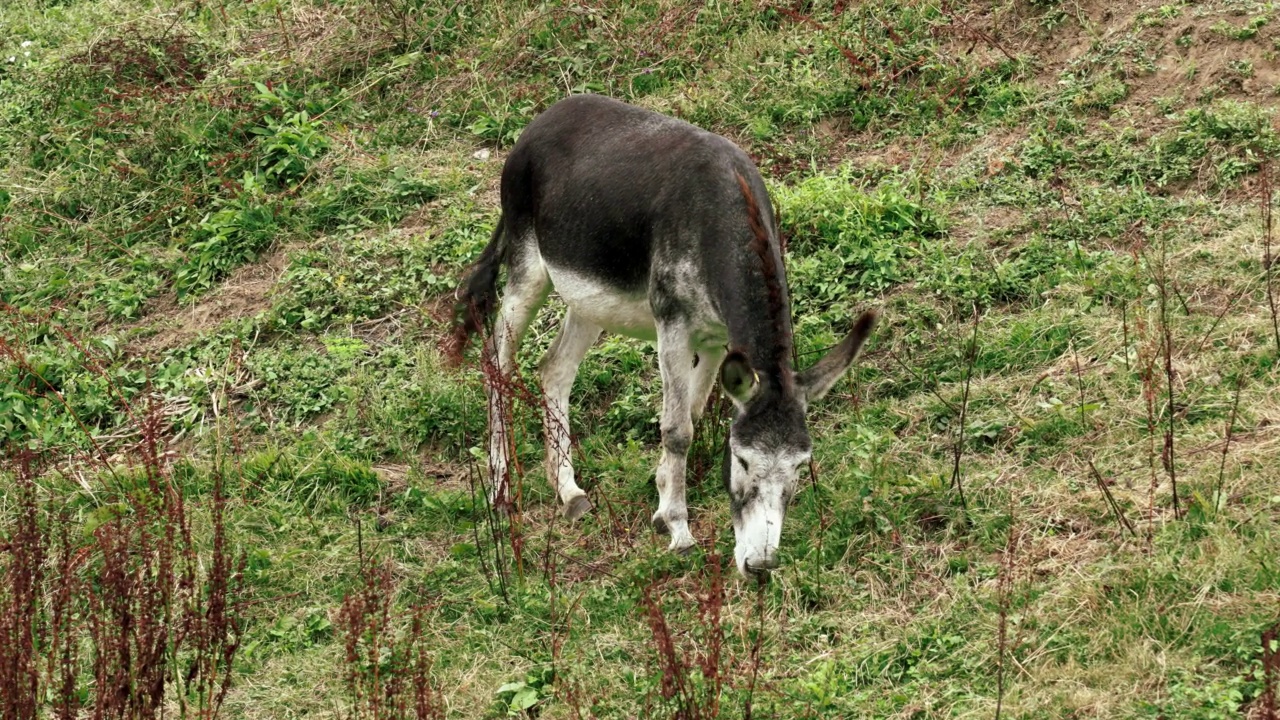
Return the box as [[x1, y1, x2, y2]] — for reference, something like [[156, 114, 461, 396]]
[[0, 455, 244, 720], [0, 453, 45, 720], [1087, 460, 1136, 538], [455, 292, 639, 609], [0, 314, 245, 719], [58, 26, 208, 101], [934, 5, 1018, 62], [1129, 245, 1162, 548], [640, 556, 728, 720], [180, 470, 245, 719], [1155, 236, 1180, 516], [46, 512, 83, 720], [339, 558, 443, 720], [1262, 620, 1279, 720], [771, 2, 1013, 116], [1262, 160, 1280, 355], [741, 587, 767, 720], [994, 519, 1022, 720]]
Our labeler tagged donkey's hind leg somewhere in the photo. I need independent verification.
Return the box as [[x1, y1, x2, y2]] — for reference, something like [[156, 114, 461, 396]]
[[539, 309, 603, 521], [484, 248, 550, 510]]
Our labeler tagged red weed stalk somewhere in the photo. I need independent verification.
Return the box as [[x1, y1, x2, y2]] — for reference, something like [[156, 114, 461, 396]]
[[462, 292, 637, 603], [1141, 334, 1159, 548], [1155, 234, 1180, 516], [1262, 620, 1279, 720], [1131, 244, 1160, 548], [1262, 160, 1280, 354], [0, 452, 45, 720], [1087, 460, 1136, 538], [994, 519, 1021, 720], [339, 558, 443, 720], [47, 508, 82, 720], [465, 449, 511, 605], [640, 555, 727, 720], [181, 468, 245, 719], [0, 312, 246, 718], [742, 587, 766, 720], [1121, 300, 1131, 373], [1194, 287, 1246, 356], [935, 5, 1018, 61], [1070, 340, 1089, 431], [340, 559, 390, 719]]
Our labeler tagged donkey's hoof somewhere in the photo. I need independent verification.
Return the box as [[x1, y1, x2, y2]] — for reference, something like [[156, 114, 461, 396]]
[[562, 494, 593, 522], [669, 536, 697, 556], [651, 512, 670, 536]]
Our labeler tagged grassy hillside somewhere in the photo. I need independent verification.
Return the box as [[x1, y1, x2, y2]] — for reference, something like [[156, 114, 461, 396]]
[[2, 0, 1279, 717]]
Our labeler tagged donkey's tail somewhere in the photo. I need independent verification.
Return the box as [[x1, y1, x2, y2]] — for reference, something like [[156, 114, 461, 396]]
[[445, 215, 508, 367]]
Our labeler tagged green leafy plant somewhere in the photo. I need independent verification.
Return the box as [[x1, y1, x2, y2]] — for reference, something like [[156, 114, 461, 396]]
[[174, 172, 278, 297], [776, 172, 942, 323], [467, 100, 537, 146], [250, 82, 330, 188], [493, 667, 554, 717], [1212, 16, 1268, 40]]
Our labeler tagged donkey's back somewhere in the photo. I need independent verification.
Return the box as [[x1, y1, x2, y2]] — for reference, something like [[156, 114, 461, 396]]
[[499, 94, 771, 308]]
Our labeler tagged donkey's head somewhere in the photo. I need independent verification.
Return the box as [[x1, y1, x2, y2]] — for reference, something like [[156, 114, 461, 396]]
[[719, 310, 877, 581]]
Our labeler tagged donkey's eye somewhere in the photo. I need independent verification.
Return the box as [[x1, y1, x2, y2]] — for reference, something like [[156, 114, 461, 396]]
[[736, 455, 749, 473]]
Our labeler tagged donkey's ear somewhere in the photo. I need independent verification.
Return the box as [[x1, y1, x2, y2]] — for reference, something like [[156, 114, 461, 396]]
[[797, 310, 878, 403], [720, 350, 759, 406]]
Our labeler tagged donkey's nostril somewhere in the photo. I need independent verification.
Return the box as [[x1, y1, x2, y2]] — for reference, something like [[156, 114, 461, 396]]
[[746, 555, 780, 572]]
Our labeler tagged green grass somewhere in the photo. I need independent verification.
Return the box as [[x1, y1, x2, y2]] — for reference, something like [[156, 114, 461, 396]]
[[3, 0, 1280, 718]]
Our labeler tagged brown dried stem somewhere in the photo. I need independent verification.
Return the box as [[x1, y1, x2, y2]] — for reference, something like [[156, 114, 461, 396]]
[[950, 307, 980, 519], [1264, 160, 1280, 354], [1215, 376, 1245, 508], [1088, 460, 1137, 537]]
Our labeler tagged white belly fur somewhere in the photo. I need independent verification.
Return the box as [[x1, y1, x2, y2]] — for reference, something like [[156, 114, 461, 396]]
[[544, 262, 658, 341]]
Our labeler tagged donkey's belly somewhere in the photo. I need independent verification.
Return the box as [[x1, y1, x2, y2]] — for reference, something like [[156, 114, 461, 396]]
[[545, 263, 658, 341]]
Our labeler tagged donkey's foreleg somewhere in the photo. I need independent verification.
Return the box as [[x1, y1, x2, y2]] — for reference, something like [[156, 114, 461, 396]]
[[539, 310, 602, 521], [653, 326, 698, 554], [484, 259, 550, 511]]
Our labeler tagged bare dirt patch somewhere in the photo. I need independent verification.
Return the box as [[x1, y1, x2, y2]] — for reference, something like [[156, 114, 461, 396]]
[[1009, 0, 1280, 115], [1155, 17, 1280, 101], [127, 251, 287, 357]]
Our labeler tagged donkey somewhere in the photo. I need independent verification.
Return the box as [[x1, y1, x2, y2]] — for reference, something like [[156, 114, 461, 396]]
[[451, 94, 876, 580]]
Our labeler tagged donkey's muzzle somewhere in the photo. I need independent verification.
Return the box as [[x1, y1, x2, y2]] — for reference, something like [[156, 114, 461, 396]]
[[744, 555, 780, 583]]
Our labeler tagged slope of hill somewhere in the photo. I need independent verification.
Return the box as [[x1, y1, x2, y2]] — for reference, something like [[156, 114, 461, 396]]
[[2, 0, 1279, 717]]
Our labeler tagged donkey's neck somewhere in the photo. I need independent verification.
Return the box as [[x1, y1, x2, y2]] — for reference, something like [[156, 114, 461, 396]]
[[713, 255, 795, 383], [715, 169, 795, 385]]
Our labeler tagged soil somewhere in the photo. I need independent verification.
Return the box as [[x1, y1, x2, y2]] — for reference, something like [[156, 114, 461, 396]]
[[1013, 0, 1280, 113], [126, 250, 287, 357]]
